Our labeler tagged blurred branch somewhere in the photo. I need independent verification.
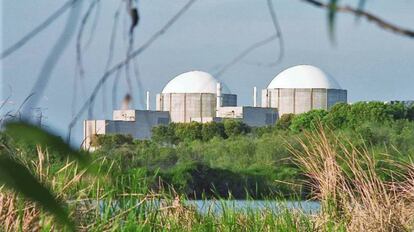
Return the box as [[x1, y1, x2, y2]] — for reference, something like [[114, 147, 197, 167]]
[[67, 0, 197, 143], [214, 0, 284, 77], [76, 0, 100, 82], [102, 1, 123, 114], [214, 34, 277, 78], [22, 1, 84, 121], [0, 0, 79, 59], [301, 0, 414, 38], [266, 0, 284, 66]]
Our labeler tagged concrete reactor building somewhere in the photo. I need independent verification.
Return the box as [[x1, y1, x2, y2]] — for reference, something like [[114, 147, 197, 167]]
[[83, 65, 346, 149], [262, 65, 347, 115], [156, 71, 237, 123]]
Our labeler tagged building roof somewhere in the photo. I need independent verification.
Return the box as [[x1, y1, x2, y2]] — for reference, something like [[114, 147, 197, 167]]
[[162, 71, 231, 94], [267, 65, 342, 89]]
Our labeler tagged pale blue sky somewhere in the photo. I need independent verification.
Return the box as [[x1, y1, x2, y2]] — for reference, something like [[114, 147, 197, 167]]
[[2, 0, 414, 145]]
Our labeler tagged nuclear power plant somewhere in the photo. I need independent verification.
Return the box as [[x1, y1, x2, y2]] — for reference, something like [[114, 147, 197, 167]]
[[83, 64, 347, 149], [155, 71, 237, 123], [262, 65, 347, 115]]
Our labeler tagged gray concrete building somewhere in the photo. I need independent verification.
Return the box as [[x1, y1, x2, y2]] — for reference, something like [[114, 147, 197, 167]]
[[83, 109, 170, 150], [216, 106, 278, 127], [262, 65, 347, 115], [83, 66, 349, 149], [156, 71, 237, 122]]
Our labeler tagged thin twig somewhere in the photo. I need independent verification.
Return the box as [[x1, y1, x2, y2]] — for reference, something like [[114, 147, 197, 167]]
[[266, 0, 284, 66], [214, 34, 278, 78], [21, 0, 83, 120], [301, 0, 414, 38], [214, 0, 284, 77], [0, 0, 79, 59], [67, 0, 198, 143]]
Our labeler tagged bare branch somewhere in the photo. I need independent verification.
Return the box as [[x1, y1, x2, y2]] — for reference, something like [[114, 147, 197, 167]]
[[214, 34, 278, 78], [76, 0, 100, 82], [1, 0, 79, 59], [83, 0, 102, 51], [67, 0, 197, 142], [266, 0, 284, 66], [102, 1, 123, 114], [213, 0, 284, 76], [301, 0, 414, 38], [21, 1, 84, 121]]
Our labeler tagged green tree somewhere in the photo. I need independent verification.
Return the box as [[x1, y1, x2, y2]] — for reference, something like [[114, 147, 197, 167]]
[[223, 120, 251, 137], [175, 122, 203, 142], [95, 134, 134, 148], [201, 121, 227, 141], [323, 103, 351, 129], [290, 109, 328, 132], [151, 124, 177, 144], [276, 113, 295, 130]]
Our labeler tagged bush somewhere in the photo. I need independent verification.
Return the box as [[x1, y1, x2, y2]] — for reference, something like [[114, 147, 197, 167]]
[[201, 121, 227, 141], [151, 124, 178, 144], [94, 134, 133, 148], [223, 120, 251, 137], [290, 109, 328, 132], [276, 113, 295, 130], [175, 122, 203, 142]]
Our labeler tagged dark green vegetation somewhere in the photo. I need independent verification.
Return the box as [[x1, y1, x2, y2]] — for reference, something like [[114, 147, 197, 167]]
[[91, 101, 414, 199], [2, 101, 414, 230]]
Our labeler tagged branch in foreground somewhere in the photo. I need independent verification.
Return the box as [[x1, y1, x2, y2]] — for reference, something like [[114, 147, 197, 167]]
[[1, 0, 79, 59], [266, 0, 284, 66], [301, 0, 414, 38], [67, 0, 197, 143], [214, 34, 277, 78]]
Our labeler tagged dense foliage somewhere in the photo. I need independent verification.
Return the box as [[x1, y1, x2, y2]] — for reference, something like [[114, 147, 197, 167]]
[[2, 101, 414, 230], [3, 102, 414, 201], [86, 102, 414, 199]]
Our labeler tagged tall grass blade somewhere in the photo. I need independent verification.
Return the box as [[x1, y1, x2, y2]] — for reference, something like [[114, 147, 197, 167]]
[[5, 122, 90, 166], [0, 155, 74, 231]]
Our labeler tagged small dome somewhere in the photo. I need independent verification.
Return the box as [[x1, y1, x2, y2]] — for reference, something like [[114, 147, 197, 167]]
[[267, 65, 341, 89], [162, 71, 230, 94]]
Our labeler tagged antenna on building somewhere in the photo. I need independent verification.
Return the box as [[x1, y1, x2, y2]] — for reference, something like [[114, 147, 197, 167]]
[[253, 86, 257, 107], [216, 82, 222, 109], [146, 91, 150, 110]]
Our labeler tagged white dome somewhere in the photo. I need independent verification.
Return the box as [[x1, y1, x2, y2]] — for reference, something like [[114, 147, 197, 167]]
[[267, 65, 341, 89], [162, 71, 230, 94]]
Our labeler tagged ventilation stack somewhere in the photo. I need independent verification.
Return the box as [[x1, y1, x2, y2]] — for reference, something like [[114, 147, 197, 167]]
[[146, 91, 150, 110], [253, 86, 257, 107], [216, 82, 222, 109]]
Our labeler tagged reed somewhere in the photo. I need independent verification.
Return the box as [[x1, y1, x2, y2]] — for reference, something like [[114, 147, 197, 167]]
[[290, 127, 414, 231], [0, 144, 313, 231], [6, 125, 414, 231]]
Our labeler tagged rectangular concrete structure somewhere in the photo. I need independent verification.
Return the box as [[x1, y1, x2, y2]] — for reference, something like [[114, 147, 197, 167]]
[[217, 106, 278, 127], [262, 88, 347, 116], [156, 93, 237, 123], [83, 110, 170, 150]]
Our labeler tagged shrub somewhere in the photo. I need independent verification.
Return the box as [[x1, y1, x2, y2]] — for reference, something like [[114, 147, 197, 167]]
[[276, 113, 295, 130], [201, 121, 227, 141], [94, 134, 133, 148], [223, 120, 251, 137], [151, 124, 178, 144], [175, 122, 203, 142], [290, 109, 328, 132]]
